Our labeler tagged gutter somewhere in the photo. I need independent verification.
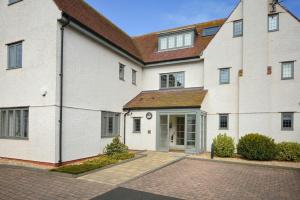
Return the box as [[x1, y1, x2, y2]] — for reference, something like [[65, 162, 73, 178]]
[[58, 17, 70, 165], [123, 109, 131, 144]]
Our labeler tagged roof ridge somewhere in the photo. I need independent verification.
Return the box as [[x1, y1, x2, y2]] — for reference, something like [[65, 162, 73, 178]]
[[132, 18, 227, 38]]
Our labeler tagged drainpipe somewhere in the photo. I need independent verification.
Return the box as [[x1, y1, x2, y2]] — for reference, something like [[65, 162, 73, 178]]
[[123, 109, 130, 144], [58, 18, 70, 165]]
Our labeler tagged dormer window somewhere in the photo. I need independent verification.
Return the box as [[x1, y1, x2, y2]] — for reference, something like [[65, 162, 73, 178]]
[[202, 26, 220, 37], [158, 31, 194, 51]]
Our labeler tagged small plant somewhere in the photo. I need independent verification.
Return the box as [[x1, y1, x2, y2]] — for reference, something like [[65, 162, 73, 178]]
[[110, 152, 135, 160], [276, 142, 300, 162], [105, 137, 129, 156], [237, 133, 277, 161], [213, 134, 235, 157]]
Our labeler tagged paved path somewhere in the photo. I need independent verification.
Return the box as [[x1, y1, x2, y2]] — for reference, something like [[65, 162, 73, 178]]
[[78, 151, 185, 186], [123, 159, 300, 200], [0, 165, 112, 200]]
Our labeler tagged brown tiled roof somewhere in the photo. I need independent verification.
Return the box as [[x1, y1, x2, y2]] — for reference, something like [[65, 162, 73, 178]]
[[52, 0, 225, 64], [124, 88, 207, 110], [132, 19, 226, 64], [53, 0, 143, 62]]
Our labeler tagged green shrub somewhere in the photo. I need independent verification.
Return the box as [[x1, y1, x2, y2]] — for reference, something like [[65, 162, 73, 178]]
[[276, 142, 300, 162], [213, 134, 235, 157], [110, 152, 135, 160], [237, 133, 277, 161], [105, 137, 129, 156]]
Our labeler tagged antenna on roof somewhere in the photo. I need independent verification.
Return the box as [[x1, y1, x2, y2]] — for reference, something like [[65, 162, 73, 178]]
[[270, 0, 284, 13]]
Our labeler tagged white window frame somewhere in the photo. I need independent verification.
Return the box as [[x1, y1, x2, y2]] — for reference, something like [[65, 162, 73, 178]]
[[281, 61, 294, 80], [158, 31, 194, 51], [268, 14, 279, 32], [160, 72, 185, 89], [7, 41, 23, 69], [0, 107, 29, 139], [133, 118, 141, 133]]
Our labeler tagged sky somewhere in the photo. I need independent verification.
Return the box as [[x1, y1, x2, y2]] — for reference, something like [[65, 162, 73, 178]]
[[85, 0, 300, 36]]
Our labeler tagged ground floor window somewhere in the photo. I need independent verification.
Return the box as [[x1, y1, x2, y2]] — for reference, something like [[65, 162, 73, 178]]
[[0, 107, 29, 139], [281, 112, 293, 131], [133, 118, 141, 133], [219, 114, 229, 130], [101, 111, 120, 138]]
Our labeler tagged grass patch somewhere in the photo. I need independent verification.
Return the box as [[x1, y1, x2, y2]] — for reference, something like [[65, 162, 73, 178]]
[[51, 153, 135, 175]]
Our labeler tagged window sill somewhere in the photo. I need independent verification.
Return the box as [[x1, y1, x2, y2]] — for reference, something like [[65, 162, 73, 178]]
[[0, 137, 28, 140], [268, 29, 279, 32], [219, 128, 229, 130], [281, 129, 294, 131], [132, 132, 141, 134], [101, 135, 120, 139], [6, 67, 22, 70], [233, 34, 243, 38], [281, 78, 294, 80]]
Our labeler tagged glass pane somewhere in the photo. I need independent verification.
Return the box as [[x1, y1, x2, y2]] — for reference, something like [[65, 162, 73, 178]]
[[16, 44, 22, 67], [282, 63, 293, 79], [1, 111, 7, 137], [9, 45, 17, 68], [186, 114, 196, 149], [169, 74, 175, 87], [168, 36, 175, 49], [160, 37, 167, 50], [159, 115, 169, 150], [160, 75, 167, 88], [234, 21, 243, 36], [8, 110, 14, 137], [176, 73, 184, 87], [176, 34, 183, 47], [202, 26, 220, 36], [220, 68, 229, 84], [23, 110, 28, 137], [108, 117, 113, 134], [184, 33, 192, 46], [15, 110, 21, 137], [269, 15, 278, 31]]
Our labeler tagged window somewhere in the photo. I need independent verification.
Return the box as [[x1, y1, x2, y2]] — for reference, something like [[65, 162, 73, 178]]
[[101, 112, 120, 138], [233, 20, 243, 37], [219, 68, 230, 84], [202, 26, 220, 37], [158, 31, 194, 51], [281, 62, 294, 80], [268, 14, 279, 32], [8, 42, 22, 69], [0, 107, 29, 139], [160, 72, 184, 89], [133, 118, 141, 133], [281, 113, 293, 131], [119, 63, 125, 81], [8, 0, 22, 5], [219, 114, 229, 130], [132, 69, 137, 85]]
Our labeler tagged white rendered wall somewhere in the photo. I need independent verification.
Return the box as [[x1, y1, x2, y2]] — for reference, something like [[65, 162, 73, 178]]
[[60, 26, 143, 162], [125, 111, 157, 151], [0, 0, 61, 163], [142, 61, 204, 91]]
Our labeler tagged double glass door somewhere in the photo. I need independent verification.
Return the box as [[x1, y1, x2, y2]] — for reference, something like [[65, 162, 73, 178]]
[[158, 113, 198, 153]]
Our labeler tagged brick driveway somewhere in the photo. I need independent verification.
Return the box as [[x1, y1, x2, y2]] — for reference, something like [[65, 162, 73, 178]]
[[122, 159, 300, 200], [0, 165, 112, 200]]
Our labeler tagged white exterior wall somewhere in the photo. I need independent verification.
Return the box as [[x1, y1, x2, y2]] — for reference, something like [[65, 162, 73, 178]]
[[0, 0, 61, 163], [61, 26, 143, 162], [125, 111, 157, 151], [142, 61, 204, 91]]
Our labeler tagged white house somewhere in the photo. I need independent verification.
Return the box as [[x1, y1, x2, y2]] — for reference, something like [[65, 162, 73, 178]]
[[0, 0, 299, 166]]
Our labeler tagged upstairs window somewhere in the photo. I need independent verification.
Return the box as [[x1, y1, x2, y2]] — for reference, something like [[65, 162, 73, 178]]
[[281, 113, 293, 131], [119, 63, 125, 81], [0, 107, 29, 139], [7, 42, 22, 69], [101, 112, 120, 138], [268, 14, 279, 32], [233, 20, 243, 37], [8, 0, 22, 5], [158, 31, 194, 51], [202, 26, 220, 37], [132, 69, 137, 85], [281, 61, 294, 80], [219, 68, 230, 84], [219, 114, 229, 130], [160, 72, 184, 89]]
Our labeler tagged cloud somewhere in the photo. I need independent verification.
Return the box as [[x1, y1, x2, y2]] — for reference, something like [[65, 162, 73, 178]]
[[161, 0, 239, 26]]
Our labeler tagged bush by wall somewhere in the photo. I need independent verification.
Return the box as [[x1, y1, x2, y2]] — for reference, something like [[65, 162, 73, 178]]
[[276, 142, 300, 162], [105, 137, 129, 156], [237, 133, 277, 161], [213, 134, 235, 157]]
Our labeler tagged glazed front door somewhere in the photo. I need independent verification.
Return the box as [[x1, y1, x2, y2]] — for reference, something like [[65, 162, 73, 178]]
[[158, 114, 169, 151]]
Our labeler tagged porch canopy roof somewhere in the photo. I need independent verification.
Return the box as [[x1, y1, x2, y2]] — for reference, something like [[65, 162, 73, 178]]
[[124, 87, 207, 110]]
